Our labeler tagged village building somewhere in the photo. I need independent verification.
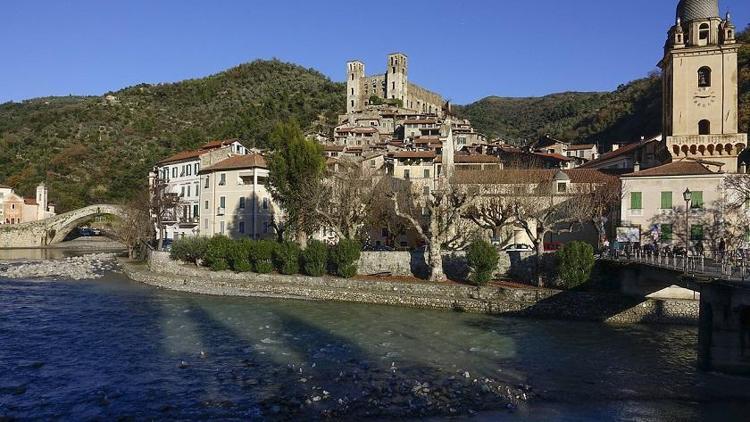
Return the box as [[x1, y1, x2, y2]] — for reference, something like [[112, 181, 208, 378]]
[[0, 183, 56, 225], [198, 154, 280, 240], [150, 139, 248, 241]]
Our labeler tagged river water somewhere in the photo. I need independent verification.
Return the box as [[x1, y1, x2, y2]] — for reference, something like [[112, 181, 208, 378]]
[[2, 261, 750, 420]]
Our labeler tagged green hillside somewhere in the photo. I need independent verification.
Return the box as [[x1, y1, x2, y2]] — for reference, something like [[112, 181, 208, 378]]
[[457, 26, 749, 146], [0, 60, 344, 211]]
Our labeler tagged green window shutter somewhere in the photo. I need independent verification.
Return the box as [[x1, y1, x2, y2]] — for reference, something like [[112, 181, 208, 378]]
[[660, 192, 672, 209], [631, 192, 642, 210], [691, 191, 704, 208], [691, 224, 704, 241], [660, 224, 673, 241]]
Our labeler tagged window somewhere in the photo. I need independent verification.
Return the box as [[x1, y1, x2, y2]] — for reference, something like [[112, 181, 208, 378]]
[[193, 204, 199, 218], [219, 173, 226, 186], [404, 169, 410, 180], [661, 192, 673, 209], [423, 186, 430, 195], [183, 205, 188, 219], [180, 186, 185, 197], [205, 175, 209, 189], [204, 218, 208, 230], [699, 120, 711, 135], [660, 224, 673, 241], [691, 224, 704, 241], [557, 183, 567, 193], [219, 196, 226, 209], [262, 198, 269, 210], [239, 221, 245, 234], [424, 169, 430, 179], [239, 197, 246, 209], [187, 185, 191, 197], [351, 88, 354, 95], [186, 165, 191, 176], [699, 23, 709, 41], [691, 191, 704, 208], [194, 163, 199, 174], [172, 167, 177, 178], [698, 67, 711, 87], [630, 192, 642, 210], [205, 200, 209, 210], [220, 221, 225, 235]]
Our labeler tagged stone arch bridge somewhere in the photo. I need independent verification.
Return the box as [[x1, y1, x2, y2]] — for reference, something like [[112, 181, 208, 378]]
[[0, 204, 126, 248]]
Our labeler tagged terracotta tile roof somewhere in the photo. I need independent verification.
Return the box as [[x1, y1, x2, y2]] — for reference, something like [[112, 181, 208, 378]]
[[323, 145, 346, 152], [24, 198, 37, 205], [201, 139, 239, 150], [199, 154, 267, 173], [157, 149, 204, 165], [622, 160, 718, 177], [436, 154, 502, 164], [455, 169, 616, 185], [533, 152, 572, 161], [392, 151, 437, 159], [579, 139, 657, 168]]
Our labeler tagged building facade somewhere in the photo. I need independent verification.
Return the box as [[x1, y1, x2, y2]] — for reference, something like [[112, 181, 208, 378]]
[[660, 0, 745, 172], [0, 183, 56, 225]]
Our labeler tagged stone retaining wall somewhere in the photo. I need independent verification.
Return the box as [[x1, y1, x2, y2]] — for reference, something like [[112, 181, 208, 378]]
[[134, 252, 699, 326], [357, 250, 517, 279]]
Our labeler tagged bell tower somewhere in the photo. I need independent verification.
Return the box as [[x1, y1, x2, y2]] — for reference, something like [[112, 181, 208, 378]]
[[385, 53, 408, 105], [346, 60, 365, 114], [660, 0, 745, 172]]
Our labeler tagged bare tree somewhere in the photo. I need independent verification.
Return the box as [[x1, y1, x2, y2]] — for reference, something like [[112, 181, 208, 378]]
[[112, 190, 155, 259], [316, 158, 381, 240], [388, 177, 476, 282], [511, 180, 595, 286], [461, 183, 517, 246], [149, 174, 181, 250]]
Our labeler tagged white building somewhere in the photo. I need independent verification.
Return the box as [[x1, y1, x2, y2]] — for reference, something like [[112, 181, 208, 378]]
[[151, 139, 247, 241]]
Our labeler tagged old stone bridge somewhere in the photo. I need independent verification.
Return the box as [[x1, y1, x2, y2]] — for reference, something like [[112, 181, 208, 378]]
[[0, 204, 126, 248]]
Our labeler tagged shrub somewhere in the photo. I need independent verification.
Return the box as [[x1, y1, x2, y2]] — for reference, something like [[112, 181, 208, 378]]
[[170, 237, 209, 265], [302, 240, 328, 276], [330, 238, 361, 278], [466, 239, 499, 285], [273, 241, 301, 275], [557, 241, 595, 289], [252, 240, 276, 274], [203, 235, 233, 271], [228, 240, 253, 272]]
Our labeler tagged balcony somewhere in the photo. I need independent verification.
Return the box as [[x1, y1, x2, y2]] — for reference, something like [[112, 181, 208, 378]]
[[217, 207, 225, 216], [629, 209, 643, 217]]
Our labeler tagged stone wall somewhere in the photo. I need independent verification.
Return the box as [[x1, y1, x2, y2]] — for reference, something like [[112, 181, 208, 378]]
[[357, 250, 518, 280], [135, 252, 699, 326]]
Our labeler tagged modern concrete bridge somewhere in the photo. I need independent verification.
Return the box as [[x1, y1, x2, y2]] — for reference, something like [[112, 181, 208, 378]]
[[611, 254, 750, 375], [0, 204, 126, 248]]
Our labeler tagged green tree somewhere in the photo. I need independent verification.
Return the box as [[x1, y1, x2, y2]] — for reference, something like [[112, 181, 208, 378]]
[[266, 121, 325, 248], [466, 239, 499, 286], [557, 241, 595, 289]]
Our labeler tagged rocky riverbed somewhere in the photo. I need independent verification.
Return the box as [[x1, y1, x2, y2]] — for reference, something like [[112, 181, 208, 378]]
[[0, 253, 119, 281]]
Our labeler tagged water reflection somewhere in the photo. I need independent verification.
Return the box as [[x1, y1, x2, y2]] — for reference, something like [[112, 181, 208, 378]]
[[1, 272, 750, 420]]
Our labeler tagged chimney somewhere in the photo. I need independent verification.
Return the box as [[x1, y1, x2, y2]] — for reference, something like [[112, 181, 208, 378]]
[[633, 161, 641, 172], [740, 162, 747, 174]]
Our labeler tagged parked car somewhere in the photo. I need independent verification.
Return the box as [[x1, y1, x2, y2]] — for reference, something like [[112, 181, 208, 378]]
[[502, 243, 533, 252], [77, 227, 93, 237], [91, 228, 102, 236]]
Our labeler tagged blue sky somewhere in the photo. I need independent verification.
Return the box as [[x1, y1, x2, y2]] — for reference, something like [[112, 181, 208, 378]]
[[1, 0, 748, 104]]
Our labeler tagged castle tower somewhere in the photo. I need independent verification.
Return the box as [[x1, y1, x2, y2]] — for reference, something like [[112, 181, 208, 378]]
[[36, 183, 48, 220], [385, 53, 408, 105], [660, 0, 746, 172], [346, 60, 365, 113]]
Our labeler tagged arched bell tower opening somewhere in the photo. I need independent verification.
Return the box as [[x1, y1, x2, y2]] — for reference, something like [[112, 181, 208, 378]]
[[660, 0, 746, 172]]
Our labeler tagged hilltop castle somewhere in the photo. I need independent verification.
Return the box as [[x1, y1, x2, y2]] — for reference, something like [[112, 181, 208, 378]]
[[346, 53, 445, 116]]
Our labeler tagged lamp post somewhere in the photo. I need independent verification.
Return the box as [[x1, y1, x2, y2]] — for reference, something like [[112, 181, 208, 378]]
[[683, 188, 692, 262]]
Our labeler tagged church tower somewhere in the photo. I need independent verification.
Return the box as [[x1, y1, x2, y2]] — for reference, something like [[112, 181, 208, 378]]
[[346, 60, 365, 114], [385, 53, 408, 105], [660, 0, 744, 172]]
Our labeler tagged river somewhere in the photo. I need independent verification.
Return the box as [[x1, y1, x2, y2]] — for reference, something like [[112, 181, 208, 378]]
[[2, 257, 750, 420]]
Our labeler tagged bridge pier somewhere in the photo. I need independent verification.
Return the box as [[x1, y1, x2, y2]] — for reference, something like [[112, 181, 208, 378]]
[[698, 282, 750, 375]]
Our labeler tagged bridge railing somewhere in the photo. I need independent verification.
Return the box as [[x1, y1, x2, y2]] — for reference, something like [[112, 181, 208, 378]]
[[607, 250, 750, 282]]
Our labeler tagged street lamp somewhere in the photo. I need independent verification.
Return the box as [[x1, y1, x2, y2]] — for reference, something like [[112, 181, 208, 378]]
[[683, 188, 692, 255]]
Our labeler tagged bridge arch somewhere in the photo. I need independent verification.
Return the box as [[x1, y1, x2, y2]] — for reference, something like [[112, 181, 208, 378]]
[[0, 204, 127, 248]]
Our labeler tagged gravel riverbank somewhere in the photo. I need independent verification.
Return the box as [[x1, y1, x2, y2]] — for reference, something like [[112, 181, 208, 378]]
[[0, 253, 119, 280]]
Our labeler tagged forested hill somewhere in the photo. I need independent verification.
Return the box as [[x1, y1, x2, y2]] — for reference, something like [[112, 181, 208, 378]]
[[456, 26, 750, 146], [0, 60, 345, 211]]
